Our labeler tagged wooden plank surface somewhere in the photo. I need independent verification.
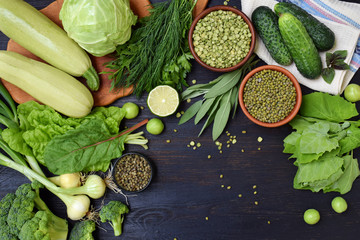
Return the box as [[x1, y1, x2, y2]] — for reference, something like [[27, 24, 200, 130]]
[[1, 0, 360, 239]]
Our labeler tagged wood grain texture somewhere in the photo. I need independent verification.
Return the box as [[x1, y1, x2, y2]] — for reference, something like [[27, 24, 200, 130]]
[[1, 0, 360, 240]]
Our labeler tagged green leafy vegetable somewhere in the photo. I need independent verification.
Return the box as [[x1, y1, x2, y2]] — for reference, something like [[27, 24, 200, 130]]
[[299, 92, 358, 122], [106, 0, 196, 96], [59, 0, 137, 57], [2, 101, 128, 165], [284, 92, 360, 194], [44, 119, 149, 175], [179, 55, 258, 140], [322, 50, 350, 84]]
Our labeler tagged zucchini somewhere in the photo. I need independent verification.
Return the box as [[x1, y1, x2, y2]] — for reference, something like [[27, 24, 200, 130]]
[[0, 0, 99, 91], [274, 2, 335, 51], [278, 13, 322, 79], [0, 51, 94, 118], [251, 6, 292, 66]]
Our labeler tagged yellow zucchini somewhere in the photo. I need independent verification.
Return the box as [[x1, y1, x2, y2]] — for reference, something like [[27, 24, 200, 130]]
[[0, 0, 99, 91], [0, 51, 94, 118]]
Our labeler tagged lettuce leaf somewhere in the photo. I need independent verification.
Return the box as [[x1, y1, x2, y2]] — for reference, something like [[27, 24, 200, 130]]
[[1, 101, 126, 165]]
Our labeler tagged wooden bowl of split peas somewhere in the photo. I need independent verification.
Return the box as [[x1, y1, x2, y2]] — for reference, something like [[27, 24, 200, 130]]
[[188, 5, 256, 72]]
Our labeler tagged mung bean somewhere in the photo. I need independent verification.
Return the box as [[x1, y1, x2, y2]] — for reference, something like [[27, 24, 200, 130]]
[[243, 70, 296, 123]]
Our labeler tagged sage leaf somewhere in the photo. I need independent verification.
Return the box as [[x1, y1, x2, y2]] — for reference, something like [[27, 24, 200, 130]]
[[212, 102, 231, 141], [204, 69, 242, 99], [198, 97, 221, 137], [212, 90, 232, 140], [195, 98, 216, 124], [179, 100, 203, 125]]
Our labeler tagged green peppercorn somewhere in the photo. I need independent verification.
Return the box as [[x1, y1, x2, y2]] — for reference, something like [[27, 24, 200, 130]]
[[192, 10, 252, 68], [243, 70, 297, 123]]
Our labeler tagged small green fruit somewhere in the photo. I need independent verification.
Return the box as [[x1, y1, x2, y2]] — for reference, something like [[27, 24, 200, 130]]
[[146, 118, 164, 135], [123, 102, 139, 119], [303, 209, 320, 225], [331, 196, 348, 213]]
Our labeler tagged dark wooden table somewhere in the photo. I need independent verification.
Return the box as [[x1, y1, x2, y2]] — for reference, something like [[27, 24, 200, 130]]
[[1, 0, 360, 239]]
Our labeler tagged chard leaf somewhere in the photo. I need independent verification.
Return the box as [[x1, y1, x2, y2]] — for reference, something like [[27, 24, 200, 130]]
[[44, 119, 129, 175], [300, 92, 358, 122], [325, 155, 360, 194]]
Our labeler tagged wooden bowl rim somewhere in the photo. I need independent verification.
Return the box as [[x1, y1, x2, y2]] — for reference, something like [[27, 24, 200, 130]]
[[238, 65, 302, 128], [188, 5, 256, 72]]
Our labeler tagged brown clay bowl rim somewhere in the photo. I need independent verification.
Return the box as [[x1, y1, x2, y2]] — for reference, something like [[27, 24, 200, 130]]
[[238, 65, 302, 128], [112, 152, 153, 193], [188, 5, 256, 72]]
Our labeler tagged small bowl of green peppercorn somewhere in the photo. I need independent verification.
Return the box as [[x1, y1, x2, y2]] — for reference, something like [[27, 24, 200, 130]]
[[113, 152, 153, 193], [189, 5, 256, 72], [238, 65, 302, 127]]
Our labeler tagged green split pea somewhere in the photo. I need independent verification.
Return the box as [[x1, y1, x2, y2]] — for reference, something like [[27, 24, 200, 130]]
[[192, 10, 252, 68], [243, 70, 296, 123]]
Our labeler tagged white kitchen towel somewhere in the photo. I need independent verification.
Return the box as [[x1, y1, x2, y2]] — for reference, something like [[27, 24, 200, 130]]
[[241, 0, 360, 95]]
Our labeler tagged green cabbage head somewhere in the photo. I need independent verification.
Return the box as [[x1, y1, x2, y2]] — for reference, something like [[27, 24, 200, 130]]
[[59, 0, 137, 57]]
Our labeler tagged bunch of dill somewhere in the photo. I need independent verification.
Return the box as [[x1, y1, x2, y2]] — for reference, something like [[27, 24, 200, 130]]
[[106, 0, 197, 97]]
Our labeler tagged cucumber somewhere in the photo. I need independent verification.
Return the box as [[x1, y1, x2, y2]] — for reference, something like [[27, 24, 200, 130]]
[[0, 51, 94, 118], [251, 6, 292, 66], [0, 0, 99, 90], [278, 13, 322, 79], [274, 2, 335, 51]]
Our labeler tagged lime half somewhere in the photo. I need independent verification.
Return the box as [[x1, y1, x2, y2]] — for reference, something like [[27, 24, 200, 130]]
[[147, 85, 179, 117]]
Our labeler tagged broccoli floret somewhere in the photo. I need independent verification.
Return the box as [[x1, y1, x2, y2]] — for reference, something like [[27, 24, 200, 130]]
[[30, 181, 68, 239], [99, 201, 129, 236], [0, 182, 68, 240], [7, 183, 36, 235], [0, 193, 17, 240], [69, 220, 96, 240], [19, 211, 51, 240]]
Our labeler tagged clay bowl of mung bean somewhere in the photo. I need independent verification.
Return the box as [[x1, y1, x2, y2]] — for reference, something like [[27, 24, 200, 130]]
[[112, 152, 153, 193], [238, 65, 302, 128], [188, 5, 256, 72]]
